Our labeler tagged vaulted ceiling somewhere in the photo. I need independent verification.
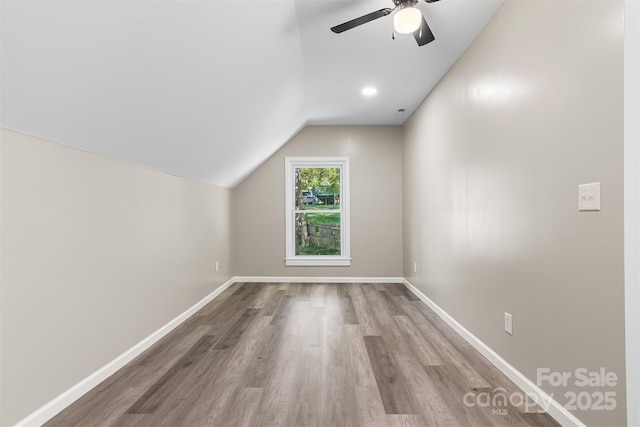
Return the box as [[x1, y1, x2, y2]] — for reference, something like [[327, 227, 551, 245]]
[[1, 0, 503, 187]]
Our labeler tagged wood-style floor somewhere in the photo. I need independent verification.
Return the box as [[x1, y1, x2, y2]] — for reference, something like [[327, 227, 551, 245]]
[[45, 283, 559, 427]]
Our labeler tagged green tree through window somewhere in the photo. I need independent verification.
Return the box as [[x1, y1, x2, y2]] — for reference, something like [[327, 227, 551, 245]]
[[295, 167, 341, 255], [285, 157, 350, 267]]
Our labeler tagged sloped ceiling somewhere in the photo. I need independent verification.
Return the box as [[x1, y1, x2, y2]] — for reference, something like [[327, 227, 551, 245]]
[[1, 0, 503, 188]]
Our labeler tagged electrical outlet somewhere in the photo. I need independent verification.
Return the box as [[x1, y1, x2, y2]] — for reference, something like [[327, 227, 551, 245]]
[[504, 312, 513, 335], [215, 261, 219, 272]]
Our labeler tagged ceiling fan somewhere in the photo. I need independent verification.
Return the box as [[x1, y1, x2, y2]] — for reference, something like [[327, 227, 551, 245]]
[[330, 0, 441, 47]]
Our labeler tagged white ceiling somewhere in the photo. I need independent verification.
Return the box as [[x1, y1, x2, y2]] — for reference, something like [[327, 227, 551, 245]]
[[1, 0, 503, 188]]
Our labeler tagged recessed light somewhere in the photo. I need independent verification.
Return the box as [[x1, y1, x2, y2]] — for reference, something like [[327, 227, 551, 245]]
[[362, 86, 377, 96]]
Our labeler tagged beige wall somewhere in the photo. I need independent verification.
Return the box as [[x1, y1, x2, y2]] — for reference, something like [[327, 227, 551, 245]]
[[0, 129, 233, 425], [233, 125, 403, 278], [403, 1, 625, 425]]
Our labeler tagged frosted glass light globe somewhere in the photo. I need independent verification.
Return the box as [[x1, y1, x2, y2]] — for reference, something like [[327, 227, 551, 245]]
[[393, 7, 422, 34]]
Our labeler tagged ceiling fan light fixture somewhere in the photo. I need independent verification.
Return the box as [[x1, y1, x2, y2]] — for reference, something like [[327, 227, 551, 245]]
[[393, 6, 422, 34]]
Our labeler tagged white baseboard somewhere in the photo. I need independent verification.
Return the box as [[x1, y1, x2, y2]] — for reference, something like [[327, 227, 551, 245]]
[[402, 279, 586, 427], [15, 277, 235, 427], [233, 276, 404, 283]]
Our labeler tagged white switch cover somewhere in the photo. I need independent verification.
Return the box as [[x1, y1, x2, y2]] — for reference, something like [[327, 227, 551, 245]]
[[578, 182, 601, 211]]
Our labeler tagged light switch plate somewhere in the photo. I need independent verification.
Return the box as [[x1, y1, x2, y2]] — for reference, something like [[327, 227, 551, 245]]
[[578, 182, 601, 211], [504, 312, 513, 335]]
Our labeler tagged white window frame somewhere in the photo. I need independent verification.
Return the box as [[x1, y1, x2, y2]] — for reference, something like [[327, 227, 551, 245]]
[[285, 157, 351, 267]]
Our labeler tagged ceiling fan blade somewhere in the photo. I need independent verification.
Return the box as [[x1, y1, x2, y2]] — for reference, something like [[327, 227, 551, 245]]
[[331, 8, 393, 33], [413, 15, 435, 46]]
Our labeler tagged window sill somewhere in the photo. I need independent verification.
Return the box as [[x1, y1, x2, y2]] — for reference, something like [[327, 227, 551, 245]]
[[285, 256, 352, 267]]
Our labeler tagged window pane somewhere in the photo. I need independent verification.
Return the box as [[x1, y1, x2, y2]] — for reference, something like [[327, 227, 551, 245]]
[[295, 212, 341, 255], [294, 167, 341, 210]]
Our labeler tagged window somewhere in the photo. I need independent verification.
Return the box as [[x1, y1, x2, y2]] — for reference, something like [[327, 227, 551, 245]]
[[285, 157, 350, 266]]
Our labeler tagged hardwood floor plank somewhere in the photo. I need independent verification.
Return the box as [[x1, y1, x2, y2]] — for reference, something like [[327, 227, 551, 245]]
[[200, 292, 257, 332], [45, 282, 558, 427], [363, 335, 418, 415], [354, 385, 387, 426], [302, 306, 324, 348], [218, 315, 274, 374], [371, 283, 387, 291], [240, 283, 263, 301], [241, 325, 283, 388], [396, 283, 421, 301], [213, 308, 259, 349], [45, 387, 145, 427], [216, 387, 264, 427], [393, 314, 442, 365], [362, 284, 403, 336], [309, 283, 326, 308], [379, 290, 404, 315], [259, 289, 286, 317], [130, 323, 211, 378], [157, 349, 237, 427], [299, 282, 312, 299], [167, 316, 273, 426], [343, 325, 377, 387], [232, 283, 249, 295], [518, 412, 562, 427], [419, 365, 496, 426], [108, 413, 148, 427], [412, 312, 492, 389], [394, 296, 431, 325], [388, 336, 469, 426], [427, 364, 533, 427], [285, 282, 303, 296], [349, 285, 381, 336], [281, 299, 309, 337], [387, 414, 429, 427], [323, 285, 344, 335], [78, 387, 146, 427], [286, 347, 322, 427], [248, 283, 278, 309], [255, 335, 302, 426], [322, 312, 345, 368], [126, 335, 218, 414], [270, 295, 294, 326], [341, 294, 359, 325], [385, 283, 405, 297], [321, 365, 359, 427]]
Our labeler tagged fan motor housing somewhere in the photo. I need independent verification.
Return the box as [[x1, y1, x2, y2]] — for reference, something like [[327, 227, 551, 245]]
[[393, 0, 418, 6]]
